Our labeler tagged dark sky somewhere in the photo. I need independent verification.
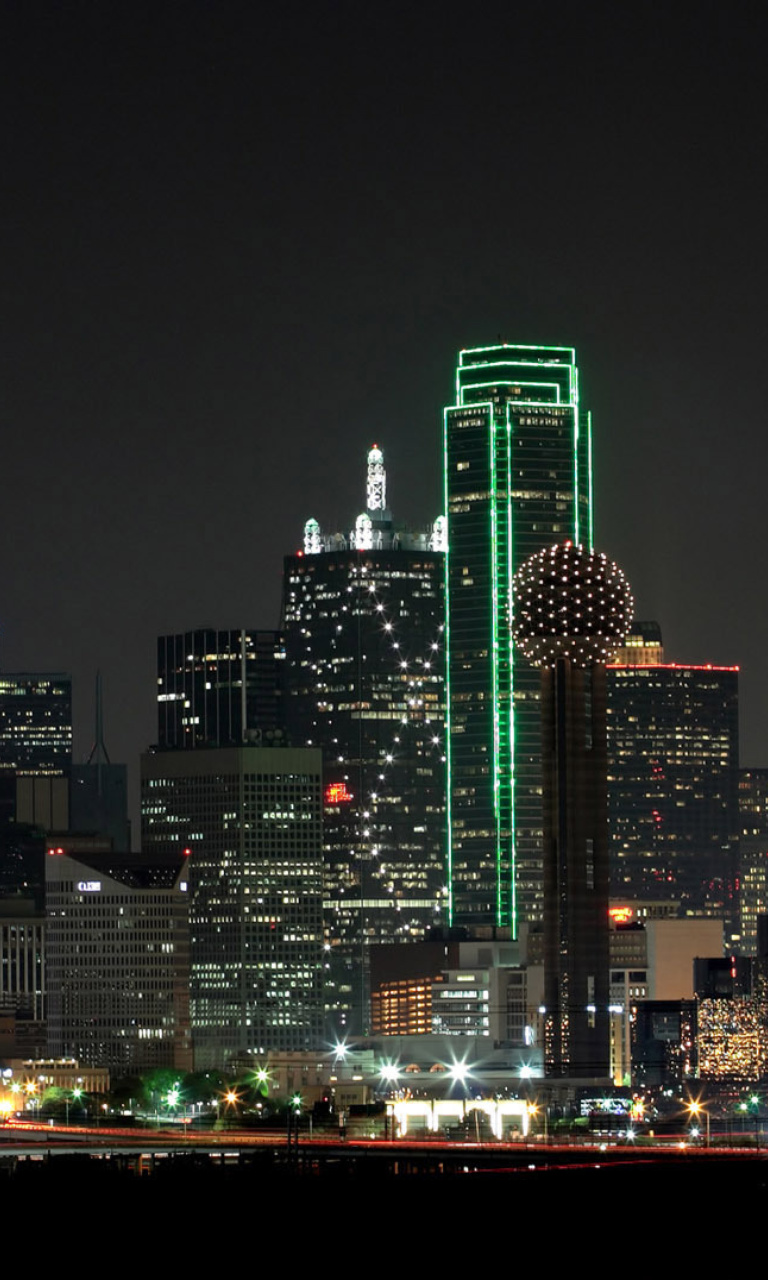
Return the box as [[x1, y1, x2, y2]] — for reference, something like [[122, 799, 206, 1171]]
[[3, 2, 767, 834]]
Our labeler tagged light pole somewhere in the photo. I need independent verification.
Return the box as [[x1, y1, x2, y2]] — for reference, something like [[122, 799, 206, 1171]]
[[686, 1099, 710, 1147]]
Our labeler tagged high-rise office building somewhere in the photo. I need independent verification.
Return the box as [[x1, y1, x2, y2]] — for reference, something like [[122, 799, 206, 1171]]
[[0, 674, 73, 903], [156, 629, 286, 749], [0, 674, 72, 778], [606, 630, 739, 933], [283, 446, 446, 1033], [141, 746, 324, 1068], [738, 768, 768, 955], [444, 344, 593, 932], [46, 848, 192, 1073]]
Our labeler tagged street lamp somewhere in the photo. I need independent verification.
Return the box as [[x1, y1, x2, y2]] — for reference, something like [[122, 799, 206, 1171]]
[[686, 1099, 710, 1147]]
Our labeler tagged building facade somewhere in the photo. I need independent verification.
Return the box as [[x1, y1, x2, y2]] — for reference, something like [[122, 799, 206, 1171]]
[[46, 849, 192, 1073], [738, 768, 768, 955], [282, 447, 446, 1034], [141, 746, 324, 1068], [0, 674, 72, 778], [606, 647, 740, 933], [156, 629, 286, 750], [444, 344, 593, 932]]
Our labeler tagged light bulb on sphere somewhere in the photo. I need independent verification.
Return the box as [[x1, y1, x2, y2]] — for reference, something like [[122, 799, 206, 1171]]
[[512, 541, 634, 668]]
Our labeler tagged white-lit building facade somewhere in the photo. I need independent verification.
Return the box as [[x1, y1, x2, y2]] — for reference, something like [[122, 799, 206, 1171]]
[[46, 849, 192, 1074]]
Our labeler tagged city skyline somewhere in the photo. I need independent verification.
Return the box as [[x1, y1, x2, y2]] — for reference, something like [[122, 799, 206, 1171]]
[[3, 3, 768, 827]]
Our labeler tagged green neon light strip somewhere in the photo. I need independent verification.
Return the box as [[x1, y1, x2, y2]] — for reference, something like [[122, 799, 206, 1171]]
[[587, 410, 594, 550], [488, 406, 502, 924], [504, 406, 516, 935], [573, 364, 580, 546], [460, 380, 563, 406], [457, 357, 576, 399], [459, 344, 576, 363], [443, 406, 454, 927]]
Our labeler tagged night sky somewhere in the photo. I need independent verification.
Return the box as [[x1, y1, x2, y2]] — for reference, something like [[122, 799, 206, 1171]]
[[3, 3, 767, 835]]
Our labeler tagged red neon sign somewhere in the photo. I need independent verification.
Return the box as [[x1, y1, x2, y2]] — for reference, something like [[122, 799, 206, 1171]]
[[325, 782, 353, 805]]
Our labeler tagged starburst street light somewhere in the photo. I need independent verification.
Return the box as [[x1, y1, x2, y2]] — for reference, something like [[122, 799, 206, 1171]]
[[686, 1098, 710, 1146]]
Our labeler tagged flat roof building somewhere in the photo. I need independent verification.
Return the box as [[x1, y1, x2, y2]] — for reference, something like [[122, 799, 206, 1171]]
[[46, 849, 191, 1074], [141, 746, 324, 1068], [607, 636, 739, 935]]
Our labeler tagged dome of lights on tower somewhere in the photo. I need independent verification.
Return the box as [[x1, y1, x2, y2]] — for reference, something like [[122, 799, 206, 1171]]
[[512, 542, 633, 668]]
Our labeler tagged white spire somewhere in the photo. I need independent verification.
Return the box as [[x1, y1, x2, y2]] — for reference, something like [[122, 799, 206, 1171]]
[[367, 444, 386, 512], [353, 512, 373, 550], [304, 518, 322, 555], [430, 515, 447, 552]]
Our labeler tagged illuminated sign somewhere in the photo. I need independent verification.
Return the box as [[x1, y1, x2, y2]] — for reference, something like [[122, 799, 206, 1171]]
[[325, 782, 353, 805], [609, 906, 634, 924], [77, 881, 101, 892]]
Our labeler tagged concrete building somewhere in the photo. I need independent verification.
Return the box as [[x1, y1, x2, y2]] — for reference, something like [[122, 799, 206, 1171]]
[[46, 849, 192, 1074]]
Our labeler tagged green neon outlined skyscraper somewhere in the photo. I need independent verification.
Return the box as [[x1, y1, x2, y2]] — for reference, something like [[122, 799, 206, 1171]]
[[444, 343, 593, 930]]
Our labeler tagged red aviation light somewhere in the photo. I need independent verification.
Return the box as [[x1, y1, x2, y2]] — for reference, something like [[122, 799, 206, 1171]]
[[325, 782, 353, 805]]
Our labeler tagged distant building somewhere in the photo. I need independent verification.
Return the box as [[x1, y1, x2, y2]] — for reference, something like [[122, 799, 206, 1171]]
[[156, 628, 286, 750], [608, 908, 723, 1084], [46, 849, 192, 1074], [141, 746, 324, 1068], [283, 446, 445, 1034], [0, 674, 72, 778], [69, 673, 130, 850], [0, 675, 73, 896], [738, 768, 768, 954], [70, 762, 129, 850], [694, 956, 762, 1082], [607, 630, 739, 933], [0, 901, 45, 1021], [369, 934, 541, 1048], [611, 620, 664, 667], [631, 1001, 697, 1088]]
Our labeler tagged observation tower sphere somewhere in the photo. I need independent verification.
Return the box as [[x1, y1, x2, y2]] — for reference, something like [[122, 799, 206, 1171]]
[[512, 541, 633, 668]]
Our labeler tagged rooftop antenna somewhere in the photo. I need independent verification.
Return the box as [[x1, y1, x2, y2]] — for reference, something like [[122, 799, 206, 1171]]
[[86, 671, 111, 794]]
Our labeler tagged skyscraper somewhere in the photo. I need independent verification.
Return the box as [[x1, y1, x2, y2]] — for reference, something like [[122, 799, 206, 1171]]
[[141, 746, 324, 1068], [46, 848, 192, 1073], [606, 634, 739, 935], [738, 768, 768, 954], [156, 629, 286, 749], [283, 446, 446, 1033], [0, 674, 73, 900], [0, 673, 72, 778], [444, 344, 593, 932]]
